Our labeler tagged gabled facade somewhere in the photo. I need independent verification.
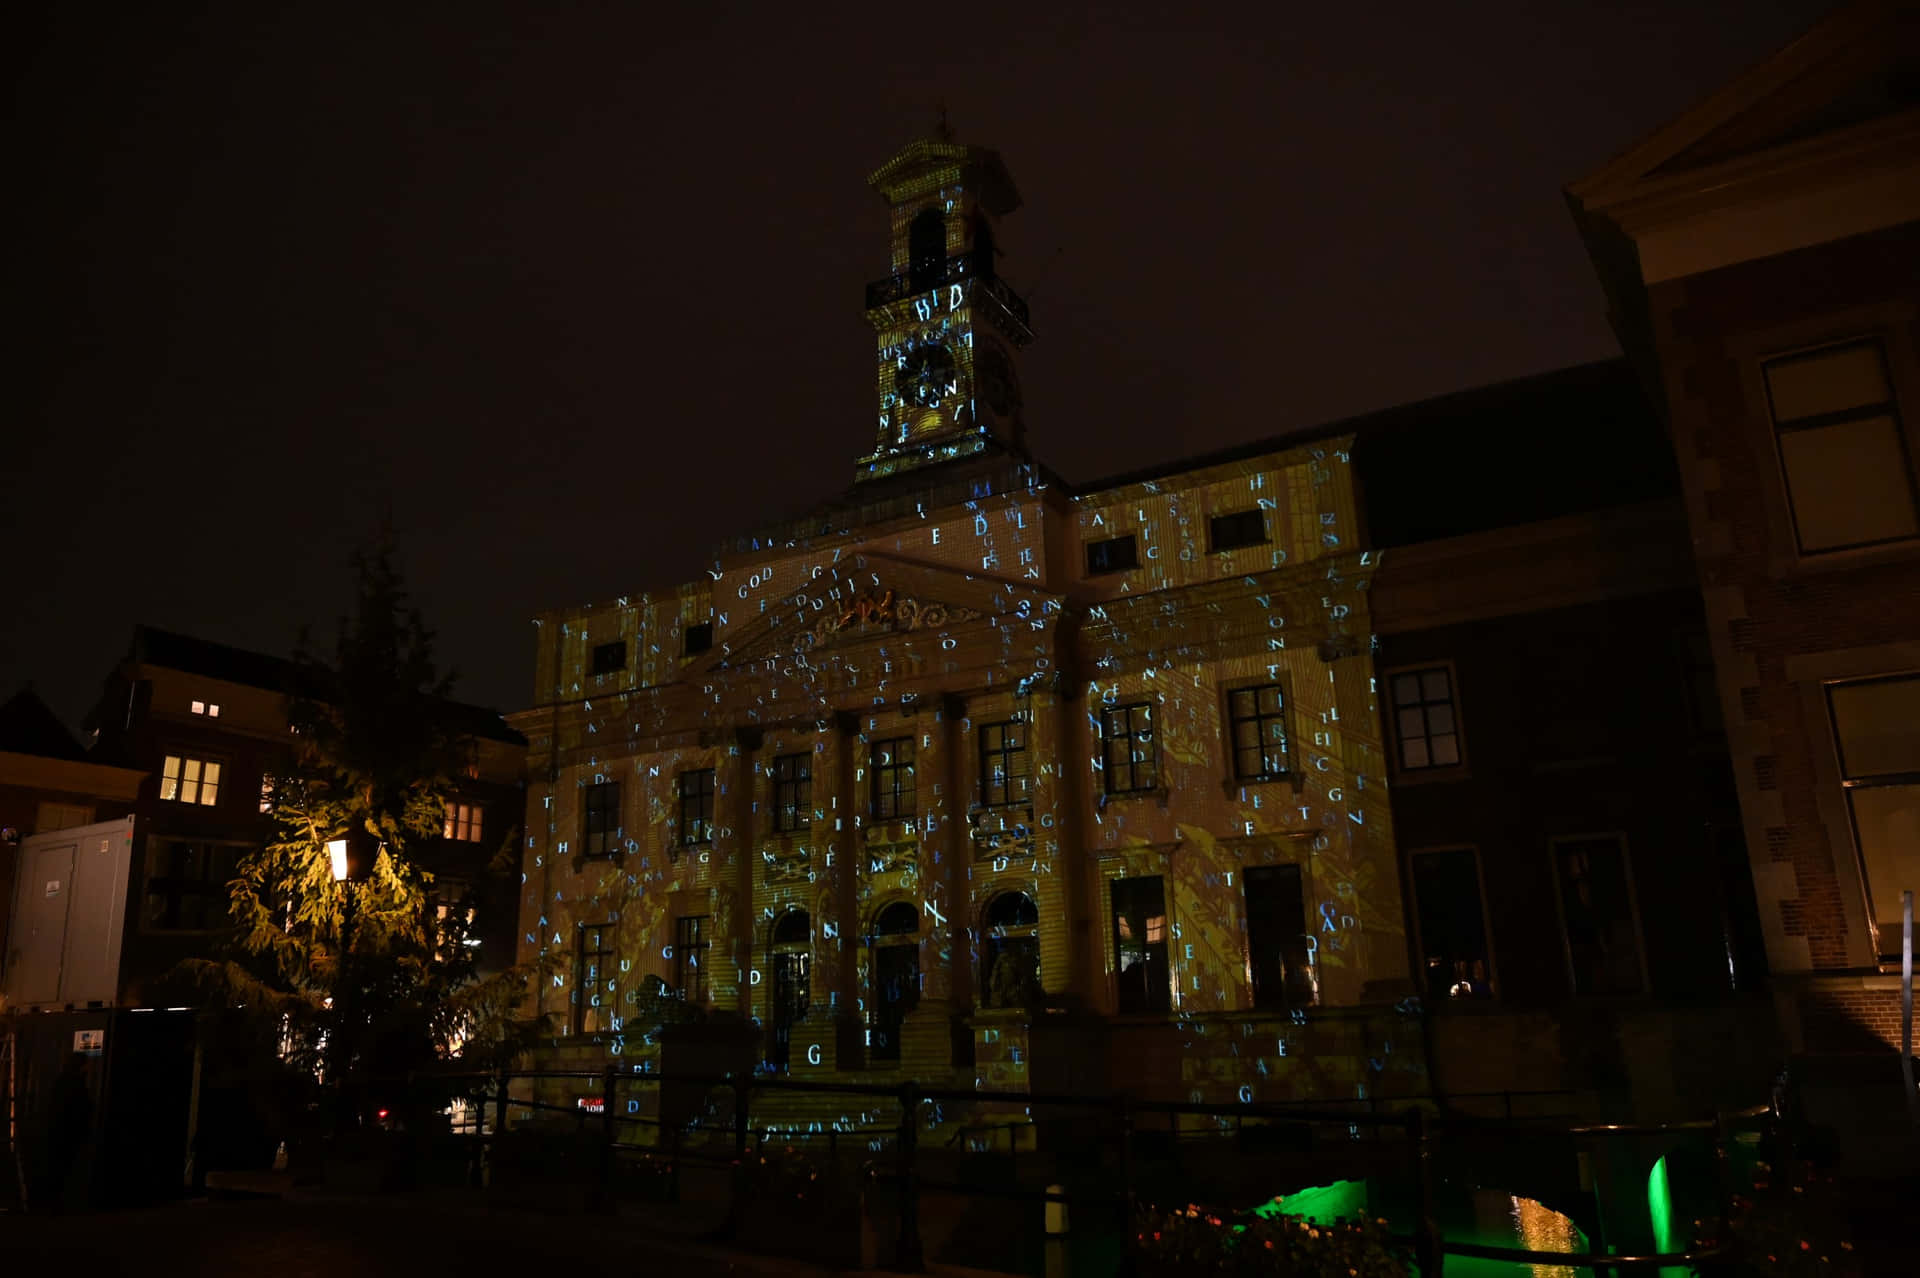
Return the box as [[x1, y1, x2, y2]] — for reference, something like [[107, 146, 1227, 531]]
[[1568, 0, 1920, 1054]]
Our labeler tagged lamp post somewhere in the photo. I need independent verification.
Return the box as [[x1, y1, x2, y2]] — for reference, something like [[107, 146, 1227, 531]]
[[326, 837, 359, 1129]]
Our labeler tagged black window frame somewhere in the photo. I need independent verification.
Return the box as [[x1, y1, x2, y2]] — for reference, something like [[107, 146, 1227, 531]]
[[142, 839, 240, 932], [771, 752, 812, 833], [1100, 702, 1158, 795], [1209, 508, 1269, 552], [1243, 863, 1314, 1010], [1226, 682, 1291, 782], [677, 767, 715, 851], [590, 640, 627, 676], [1408, 847, 1494, 1000], [574, 919, 617, 1035], [1826, 673, 1920, 962], [870, 736, 916, 821], [581, 780, 621, 859], [1110, 874, 1171, 1015], [1552, 834, 1647, 997], [977, 718, 1031, 808], [674, 914, 710, 1004], [1085, 533, 1140, 576], [684, 622, 714, 656], [159, 753, 224, 806], [1387, 665, 1463, 773]]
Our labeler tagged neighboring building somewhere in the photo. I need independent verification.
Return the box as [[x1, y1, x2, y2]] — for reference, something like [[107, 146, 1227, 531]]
[[1358, 363, 1773, 1118], [513, 137, 1418, 1114], [0, 688, 145, 1003], [1567, 0, 1920, 1056], [62, 626, 527, 1007]]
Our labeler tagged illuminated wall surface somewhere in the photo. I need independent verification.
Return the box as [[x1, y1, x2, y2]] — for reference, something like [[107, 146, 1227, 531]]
[[511, 139, 1415, 1108]]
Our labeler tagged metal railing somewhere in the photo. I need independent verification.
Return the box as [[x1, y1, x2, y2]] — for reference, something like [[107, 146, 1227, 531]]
[[409, 1065, 1760, 1275]]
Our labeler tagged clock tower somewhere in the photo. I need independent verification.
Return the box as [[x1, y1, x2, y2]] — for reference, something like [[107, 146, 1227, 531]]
[[855, 137, 1034, 484]]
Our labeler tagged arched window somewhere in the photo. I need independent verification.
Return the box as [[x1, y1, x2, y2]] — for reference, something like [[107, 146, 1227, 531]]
[[767, 909, 810, 1070], [908, 208, 946, 292], [873, 901, 920, 937], [983, 891, 1040, 1008]]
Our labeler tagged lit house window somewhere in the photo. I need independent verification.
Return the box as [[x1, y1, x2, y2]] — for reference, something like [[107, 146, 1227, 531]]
[[1827, 674, 1920, 962], [444, 801, 483, 842], [771, 753, 811, 833], [1762, 339, 1919, 554], [259, 774, 276, 815], [1100, 702, 1157, 795], [674, 915, 709, 1003], [1110, 875, 1170, 1014], [191, 700, 220, 717], [161, 755, 222, 805], [1389, 667, 1462, 771]]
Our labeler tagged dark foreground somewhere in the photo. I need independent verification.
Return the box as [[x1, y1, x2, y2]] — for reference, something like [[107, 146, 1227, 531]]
[[0, 1195, 841, 1278]]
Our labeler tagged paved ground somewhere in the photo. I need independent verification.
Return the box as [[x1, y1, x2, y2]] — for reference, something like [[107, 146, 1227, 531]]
[[0, 1195, 844, 1278]]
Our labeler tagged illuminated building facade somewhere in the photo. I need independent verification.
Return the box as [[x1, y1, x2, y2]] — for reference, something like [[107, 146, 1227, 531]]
[[513, 138, 1419, 1108], [1569, 0, 1920, 1058]]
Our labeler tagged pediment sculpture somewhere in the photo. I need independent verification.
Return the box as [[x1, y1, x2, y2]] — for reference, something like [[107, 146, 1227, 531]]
[[800, 587, 983, 650]]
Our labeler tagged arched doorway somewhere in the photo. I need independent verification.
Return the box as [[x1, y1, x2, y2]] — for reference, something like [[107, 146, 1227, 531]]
[[768, 909, 810, 1070], [867, 902, 920, 1062], [982, 890, 1040, 1008]]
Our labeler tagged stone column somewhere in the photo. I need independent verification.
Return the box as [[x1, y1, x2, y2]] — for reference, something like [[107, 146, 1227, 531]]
[[795, 713, 861, 1075]]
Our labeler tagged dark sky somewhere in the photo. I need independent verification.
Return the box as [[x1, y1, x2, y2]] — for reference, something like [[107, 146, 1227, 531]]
[[8, 0, 1836, 728]]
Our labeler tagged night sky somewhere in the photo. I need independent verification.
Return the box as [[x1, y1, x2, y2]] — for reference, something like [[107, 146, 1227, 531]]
[[8, 1, 1836, 728]]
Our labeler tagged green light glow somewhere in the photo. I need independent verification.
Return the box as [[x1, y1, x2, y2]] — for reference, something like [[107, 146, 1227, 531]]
[[1252, 1179, 1370, 1224], [1648, 1154, 1683, 1278]]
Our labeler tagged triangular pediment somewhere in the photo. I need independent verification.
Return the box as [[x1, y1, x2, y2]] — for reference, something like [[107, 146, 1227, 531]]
[[694, 552, 1060, 673], [1570, 1, 1920, 203]]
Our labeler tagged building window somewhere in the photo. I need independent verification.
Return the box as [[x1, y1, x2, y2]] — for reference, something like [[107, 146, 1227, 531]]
[[591, 641, 627, 675], [444, 801, 484, 843], [574, 921, 616, 1035], [870, 737, 916, 820], [258, 774, 276, 815], [1762, 339, 1919, 554], [1389, 667, 1462, 771], [978, 718, 1031, 807], [581, 781, 620, 858], [767, 910, 810, 1071], [674, 915, 709, 1004], [678, 768, 715, 849], [1085, 534, 1139, 576], [982, 891, 1040, 1008], [1244, 864, 1314, 1009], [190, 700, 220, 717], [1100, 702, 1158, 795], [1553, 835, 1645, 996], [771, 752, 811, 833], [1410, 848, 1492, 999], [1827, 674, 1920, 962], [160, 755, 222, 806], [1209, 508, 1268, 551], [1110, 875, 1170, 1015], [143, 841, 239, 930], [1226, 684, 1289, 782], [867, 902, 920, 1062], [684, 623, 713, 656]]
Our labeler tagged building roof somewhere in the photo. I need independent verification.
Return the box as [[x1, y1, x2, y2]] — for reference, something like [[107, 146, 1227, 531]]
[[124, 625, 526, 746], [0, 686, 88, 761], [1072, 358, 1676, 548]]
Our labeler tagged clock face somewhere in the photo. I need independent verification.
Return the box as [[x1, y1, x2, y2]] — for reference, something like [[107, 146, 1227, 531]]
[[898, 342, 956, 408], [977, 344, 1017, 416]]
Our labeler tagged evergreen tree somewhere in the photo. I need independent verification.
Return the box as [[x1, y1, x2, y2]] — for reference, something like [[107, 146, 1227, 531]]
[[186, 540, 544, 1125]]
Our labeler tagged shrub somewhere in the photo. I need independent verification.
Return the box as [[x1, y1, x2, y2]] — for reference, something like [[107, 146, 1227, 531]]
[[1133, 1202, 1409, 1277]]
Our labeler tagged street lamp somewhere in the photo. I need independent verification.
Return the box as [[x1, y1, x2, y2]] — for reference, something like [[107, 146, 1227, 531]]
[[327, 838, 349, 883]]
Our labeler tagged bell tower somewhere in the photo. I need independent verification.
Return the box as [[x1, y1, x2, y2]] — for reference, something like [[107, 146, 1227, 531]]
[[855, 137, 1034, 484]]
